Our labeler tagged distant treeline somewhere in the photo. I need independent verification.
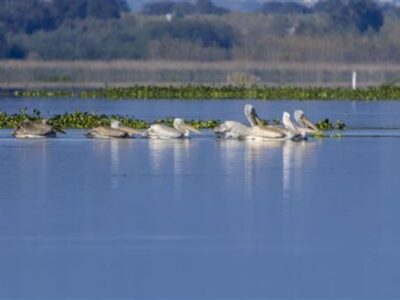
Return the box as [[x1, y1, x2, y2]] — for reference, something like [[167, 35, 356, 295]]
[[142, 0, 384, 33], [1, 0, 400, 62], [142, 0, 229, 16], [0, 0, 129, 58]]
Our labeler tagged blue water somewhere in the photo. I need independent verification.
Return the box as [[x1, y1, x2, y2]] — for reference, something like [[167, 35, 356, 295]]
[[0, 99, 399, 299], [2, 97, 400, 128]]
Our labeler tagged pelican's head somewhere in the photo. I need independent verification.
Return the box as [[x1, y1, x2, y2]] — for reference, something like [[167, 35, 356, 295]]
[[111, 120, 121, 129], [244, 105, 254, 118], [294, 110, 319, 132], [173, 118, 201, 136], [244, 104, 264, 127], [282, 112, 292, 128], [294, 110, 305, 125]]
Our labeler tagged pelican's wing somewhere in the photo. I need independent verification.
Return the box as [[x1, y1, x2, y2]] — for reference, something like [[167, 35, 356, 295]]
[[21, 121, 55, 136], [247, 125, 286, 139], [87, 127, 129, 138], [144, 124, 182, 139], [120, 126, 143, 137], [214, 121, 248, 139]]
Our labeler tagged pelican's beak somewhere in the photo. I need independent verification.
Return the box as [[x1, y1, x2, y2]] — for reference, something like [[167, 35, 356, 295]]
[[301, 115, 319, 132], [255, 117, 266, 127], [184, 123, 202, 134], [120, 126, 143, 136], [248, 106, 266, 128], [55, 127, 67, 134]]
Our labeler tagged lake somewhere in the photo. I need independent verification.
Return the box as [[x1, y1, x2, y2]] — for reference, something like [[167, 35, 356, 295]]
[[2, 97, 400, 128], [0, 99, 399, 299]]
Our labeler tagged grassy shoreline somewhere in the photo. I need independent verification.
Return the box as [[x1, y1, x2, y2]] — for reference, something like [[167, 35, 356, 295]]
[[4, 85, 400, 100]]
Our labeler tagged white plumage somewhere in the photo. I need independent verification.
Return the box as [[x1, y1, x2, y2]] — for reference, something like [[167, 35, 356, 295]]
[[143, 118, 201, 139], [214, 105, 319, 141]]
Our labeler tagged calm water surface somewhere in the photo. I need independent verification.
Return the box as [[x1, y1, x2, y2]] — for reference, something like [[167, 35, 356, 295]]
[[0, 99, 399, 299], [2, 97, 400, 128]]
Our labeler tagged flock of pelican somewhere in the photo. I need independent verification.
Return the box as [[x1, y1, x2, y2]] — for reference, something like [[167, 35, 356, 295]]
[[11, 105, 320, 140]]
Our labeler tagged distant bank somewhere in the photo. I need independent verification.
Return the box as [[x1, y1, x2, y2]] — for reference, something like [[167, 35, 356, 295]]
[[1, 60, 400, 90]]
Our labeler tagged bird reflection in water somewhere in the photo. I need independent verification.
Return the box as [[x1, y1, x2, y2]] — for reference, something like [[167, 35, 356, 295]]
[[282, 140, 318, 201], [281, 140, 319, 252], [148, 139, 192, 195], [110, 140, 121, 189], [148, 139, 191, 176], [218, 139, 318, 200], [92, 139, 134, 190], [217, 139, 244, 175], [17, 140, 49, 202], [244, 140, 283, 198]]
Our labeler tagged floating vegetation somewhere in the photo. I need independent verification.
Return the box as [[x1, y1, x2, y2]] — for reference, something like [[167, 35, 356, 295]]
[[42, 75, 73, 83], [11, 85, 400, 100], [316, 119, 347, 131], [0, 110, 218, 130], [0, 109, 346, 131], [13, 90, 73, 98]]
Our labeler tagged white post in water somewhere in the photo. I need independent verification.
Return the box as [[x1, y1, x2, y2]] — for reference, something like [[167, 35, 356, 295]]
[[352, 71, 357, 90]]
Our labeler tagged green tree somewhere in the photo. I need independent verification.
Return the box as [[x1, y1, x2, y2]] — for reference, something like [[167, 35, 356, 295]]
[[17, 17, 145, 60], [261, 1, 310, 14], [87, 0, 122, 19], [52, 0, 88, 21], [51, 0, 129, 23], [0, 24, 7, 57], [0, 0, 56, 33], [141, 0, 228, 16], [195, 0, 229, 15], [141, 2, 177, 15], [314, 0, 384, 33], [0, 21, 26, 58], [150, 19, 237, 48]]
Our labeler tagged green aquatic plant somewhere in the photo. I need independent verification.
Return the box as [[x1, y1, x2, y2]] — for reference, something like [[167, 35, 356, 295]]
[[316, 119, 333, 130], [0, 110, 346, 132], [0, 110, 220, 130], [335, 120, 346, 130], [10, 85, 400, 100], [272, 118, 281, 126], [316, 118, 347, 131], [13, 90, 73, 98]]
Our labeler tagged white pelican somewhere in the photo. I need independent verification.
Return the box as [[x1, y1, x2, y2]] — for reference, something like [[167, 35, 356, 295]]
[[86, 120, 141, 139], [293, 110, 320, 137], [214, 121, 248, 139], [281, 112, 304, 141], [215, 105, 317, 141], [215, 104, 295, 140], [142, 118, 201, 139], [214, 104, 260, 139], [12, 119, 66, 138], [244, 104, 292, 140]]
